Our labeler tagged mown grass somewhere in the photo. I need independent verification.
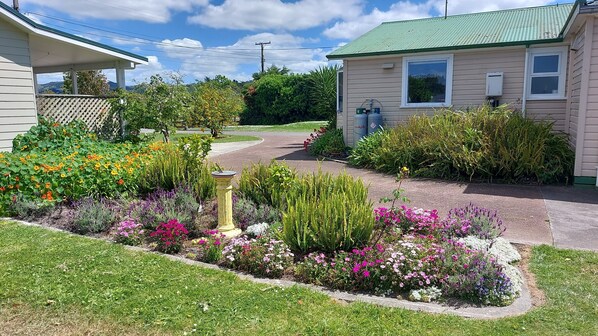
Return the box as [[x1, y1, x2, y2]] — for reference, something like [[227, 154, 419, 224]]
[[223, 121, 327, 133], [0, 221, 596, 335], [150, 133, 261, 143]]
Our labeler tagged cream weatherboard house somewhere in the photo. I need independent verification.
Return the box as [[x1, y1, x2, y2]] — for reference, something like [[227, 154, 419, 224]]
[[328, 1, 598, 186], [0, 2, 147, 152]]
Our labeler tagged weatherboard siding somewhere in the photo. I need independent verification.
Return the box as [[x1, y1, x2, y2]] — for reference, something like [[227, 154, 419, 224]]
[[0, 19, 37, 152], [343, 47, 568, 146], [580, 18, 598, 177], [568, 25, 584, 151]]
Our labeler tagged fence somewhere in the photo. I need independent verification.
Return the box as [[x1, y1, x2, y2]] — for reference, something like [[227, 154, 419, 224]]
[[36, 94, 117, 132]]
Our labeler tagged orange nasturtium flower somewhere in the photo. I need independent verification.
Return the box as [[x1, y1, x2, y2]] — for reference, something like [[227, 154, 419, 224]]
[[45, 182, 51, 189], [34, 165, 40, 171], [117, 179, 124, 185], [0, 186, 5, 191]]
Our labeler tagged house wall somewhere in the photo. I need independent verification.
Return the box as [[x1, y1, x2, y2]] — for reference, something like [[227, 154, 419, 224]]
[[580, 17, 598, 179], [0, 18, 37, 152], [341, 46, 568, 147]]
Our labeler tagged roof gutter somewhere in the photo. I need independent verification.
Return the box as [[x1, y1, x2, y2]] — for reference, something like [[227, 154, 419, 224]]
[[326, 37, 565, 60]]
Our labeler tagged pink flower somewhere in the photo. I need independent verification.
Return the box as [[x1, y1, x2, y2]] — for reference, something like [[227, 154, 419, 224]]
[[363, 270, 370, 277]]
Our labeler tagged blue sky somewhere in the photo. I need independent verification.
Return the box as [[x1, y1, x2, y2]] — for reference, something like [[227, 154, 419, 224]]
[[2, 0, 557, 84]]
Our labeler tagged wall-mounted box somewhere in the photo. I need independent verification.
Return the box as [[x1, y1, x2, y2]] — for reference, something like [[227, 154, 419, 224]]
[[486, 72, 503, 96]]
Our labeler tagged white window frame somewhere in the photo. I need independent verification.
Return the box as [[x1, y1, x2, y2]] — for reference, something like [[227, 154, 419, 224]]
[[526, 46, 568, 100], [401, 54, 453, 108], [336, 68, 343, 113]]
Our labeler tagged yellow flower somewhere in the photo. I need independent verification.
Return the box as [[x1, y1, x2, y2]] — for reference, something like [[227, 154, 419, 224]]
[[0, 153, 4, 159], [60, 173, 66, 178], [34, 165, 40, 171], [111, 170, 118, 176], [94, 163, 101, 170]]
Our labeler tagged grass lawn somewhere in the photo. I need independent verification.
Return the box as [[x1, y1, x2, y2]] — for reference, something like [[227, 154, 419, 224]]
[[149, 133, 261, 144], [221, 121, 327, 133], [1, 221, 596, 335]]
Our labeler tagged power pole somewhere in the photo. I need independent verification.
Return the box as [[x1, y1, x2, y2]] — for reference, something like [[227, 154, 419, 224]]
[[255, 41, 271, 73]]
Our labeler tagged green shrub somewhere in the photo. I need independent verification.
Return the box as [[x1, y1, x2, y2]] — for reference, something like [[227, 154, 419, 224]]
[[349, 105, 574, 184], [348, 130, 386, 167], [178, 134, 213, 164], [281, 171, 374, 253], [233, 197, 281, 231], [308, 128, 346, 157], [70, 197, 117, 234], [9, 194, 54, 220], [138, 144, 216, 200], [12, 117, 90, 153], [238, 161, 297, 208]]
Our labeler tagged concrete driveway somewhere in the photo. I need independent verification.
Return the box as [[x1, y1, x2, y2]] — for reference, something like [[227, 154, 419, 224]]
[[209, 131, 598, 251]]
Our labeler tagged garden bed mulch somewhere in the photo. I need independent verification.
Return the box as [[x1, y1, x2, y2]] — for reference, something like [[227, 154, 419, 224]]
[[4, 218, 537, 319]]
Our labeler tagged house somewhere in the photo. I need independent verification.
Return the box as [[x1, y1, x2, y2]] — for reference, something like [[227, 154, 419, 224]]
[[0, 1, 147, 152], [327, 1, 598, 186]]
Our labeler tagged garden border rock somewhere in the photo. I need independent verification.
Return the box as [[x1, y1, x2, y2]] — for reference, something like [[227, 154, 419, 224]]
[[4, 218, 533, 319]]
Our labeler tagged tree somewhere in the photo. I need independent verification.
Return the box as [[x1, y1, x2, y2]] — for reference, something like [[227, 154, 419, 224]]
[[63, 70, 110, 95], [307, 65, 340, 127], [251, 65, 291, 81], [117, 74, 190, 143], [190, 81, 244, 137]]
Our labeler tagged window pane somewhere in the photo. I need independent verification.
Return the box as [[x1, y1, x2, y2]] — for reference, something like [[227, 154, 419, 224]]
[[531, 76, 559, 95], [407, 60, 447, 103], [533, 55, 559, 73]]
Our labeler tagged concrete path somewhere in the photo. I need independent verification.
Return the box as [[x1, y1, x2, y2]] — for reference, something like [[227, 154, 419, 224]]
[[207, 139, 263, 158], [210, 131, 598, 251]]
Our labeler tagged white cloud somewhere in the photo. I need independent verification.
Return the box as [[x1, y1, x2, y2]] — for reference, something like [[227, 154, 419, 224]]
[[324, 0, 555, 40], [157, 34, 332, 81], [19, 0, 209, 23], [189, 0, 363, 31], [125, 56, 170, 84]]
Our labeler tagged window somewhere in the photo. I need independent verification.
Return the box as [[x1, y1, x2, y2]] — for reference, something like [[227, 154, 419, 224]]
[[337, 68, 343, 112], [527, 47, 567, 99], [402, 55, 453, 107]]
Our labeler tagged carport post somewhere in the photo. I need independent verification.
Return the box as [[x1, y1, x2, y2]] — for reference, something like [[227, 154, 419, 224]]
[[116, 67, 126, 138], [70, 69, 78, 94]]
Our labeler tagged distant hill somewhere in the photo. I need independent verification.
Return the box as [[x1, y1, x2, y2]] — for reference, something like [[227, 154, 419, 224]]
[[37, 81, 136, 94]]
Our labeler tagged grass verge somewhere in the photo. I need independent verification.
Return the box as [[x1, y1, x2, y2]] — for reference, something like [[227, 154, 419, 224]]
[[222, 121, 327, 133], [1, 221, 596, 335], [149, 133, 261, 143]]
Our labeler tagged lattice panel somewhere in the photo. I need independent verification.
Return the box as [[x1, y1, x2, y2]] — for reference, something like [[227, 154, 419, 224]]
[[36, 95, 114, 131]]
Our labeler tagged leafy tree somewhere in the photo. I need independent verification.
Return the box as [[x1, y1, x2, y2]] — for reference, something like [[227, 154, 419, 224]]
[[190, 81, 244, 137], [308, 65, 340, 128], [241, 73, 310, 125], [251, 65, 291, 81], [63, 70, 110, 95], [115, 74, 190, 143]]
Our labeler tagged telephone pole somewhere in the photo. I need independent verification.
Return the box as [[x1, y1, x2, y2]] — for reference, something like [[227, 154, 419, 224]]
[[255, 41, 271, 73]]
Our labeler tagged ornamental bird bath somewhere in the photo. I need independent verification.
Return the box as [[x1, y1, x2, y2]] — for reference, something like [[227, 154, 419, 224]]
[[211, 170, 242, 237]]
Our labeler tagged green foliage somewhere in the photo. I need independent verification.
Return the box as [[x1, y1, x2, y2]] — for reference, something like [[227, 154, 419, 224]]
[[348, 130, 385, 167], [241, 66, 340, 125], [138, 144, 216, 201], [280, 171, 374, 253], [190, 80, 244, 137], [12, 117, 91, 152], [349, 105, 574, 184], [1, 121, 158, 211], [69, 197, 117, 234], [178, 134, 213, 164], [63, 70, 110, 95], [8, 193, 54, 220], [241, 74, 310, 125], [308, 65, 341, 127], [238, 161, 297, 208], [308, 128, 346, 157], [233, 197, 281, 231], [116, 74, 191, 142]]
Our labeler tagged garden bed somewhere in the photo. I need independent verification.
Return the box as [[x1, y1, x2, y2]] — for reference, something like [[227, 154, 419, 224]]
[[1, 121, 529, 314]]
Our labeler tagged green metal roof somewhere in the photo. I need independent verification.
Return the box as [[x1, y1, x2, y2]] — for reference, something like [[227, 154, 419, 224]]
[[327, 3, 575, 60], [0, 2, 148, 63]]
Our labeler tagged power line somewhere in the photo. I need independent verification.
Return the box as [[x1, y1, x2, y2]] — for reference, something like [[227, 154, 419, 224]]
[[27, 12, 335, 52]]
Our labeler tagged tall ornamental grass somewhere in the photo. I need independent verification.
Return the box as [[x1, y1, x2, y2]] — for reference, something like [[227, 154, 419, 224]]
[[281, 171, 374, 253], [349, 105, 573, 184]]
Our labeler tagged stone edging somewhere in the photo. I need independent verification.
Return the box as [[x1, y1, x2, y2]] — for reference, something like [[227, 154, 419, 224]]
[[4, 218, 533, 319]]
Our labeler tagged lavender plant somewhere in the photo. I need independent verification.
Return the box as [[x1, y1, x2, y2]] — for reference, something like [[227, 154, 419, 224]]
[[70, 197, 118, 234], [441, 203, 505, 240]]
